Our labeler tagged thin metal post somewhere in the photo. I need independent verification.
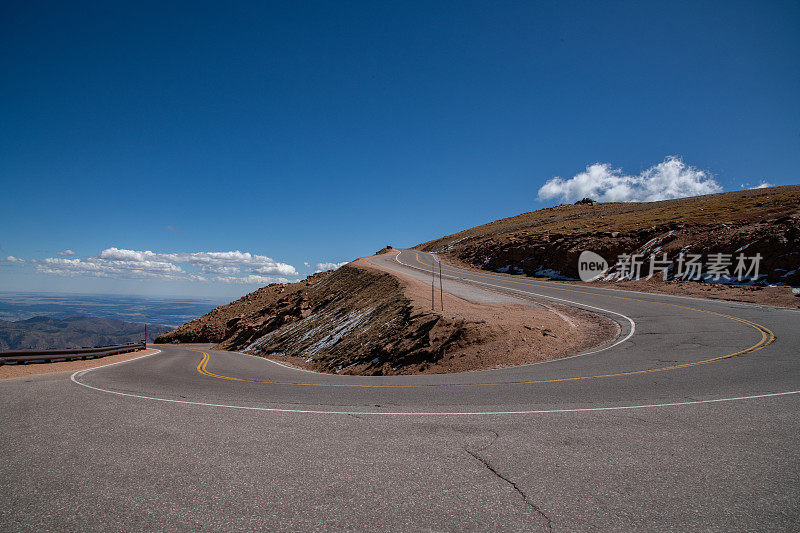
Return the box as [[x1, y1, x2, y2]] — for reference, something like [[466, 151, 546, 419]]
[[431, 256, 435, 310], [439, 260, 444, 311]]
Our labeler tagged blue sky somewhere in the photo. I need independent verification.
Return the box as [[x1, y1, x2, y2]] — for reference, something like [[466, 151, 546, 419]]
[[1, 1, 798, 298]]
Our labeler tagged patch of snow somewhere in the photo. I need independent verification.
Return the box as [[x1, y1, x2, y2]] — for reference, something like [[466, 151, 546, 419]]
[[534, 267, 575, 280], [495, 265, 524, 274]]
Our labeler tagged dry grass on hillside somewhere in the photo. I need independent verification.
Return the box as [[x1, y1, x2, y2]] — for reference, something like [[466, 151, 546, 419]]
[[419, 185, 800, 251]]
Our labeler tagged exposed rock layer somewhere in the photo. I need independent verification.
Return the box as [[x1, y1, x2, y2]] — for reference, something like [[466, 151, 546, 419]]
[[155, 272, 332, 344], [228, 265, 498, 375]]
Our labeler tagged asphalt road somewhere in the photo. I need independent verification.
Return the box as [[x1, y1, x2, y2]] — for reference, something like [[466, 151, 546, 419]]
[[2, 249, 798, 531]]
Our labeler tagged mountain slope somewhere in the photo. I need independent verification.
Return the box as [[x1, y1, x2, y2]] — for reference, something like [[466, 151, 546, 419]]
[[418, 185, 800, 287]]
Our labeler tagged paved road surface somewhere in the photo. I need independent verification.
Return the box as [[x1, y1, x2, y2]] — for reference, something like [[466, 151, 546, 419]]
[[2, 249, 798, 531]]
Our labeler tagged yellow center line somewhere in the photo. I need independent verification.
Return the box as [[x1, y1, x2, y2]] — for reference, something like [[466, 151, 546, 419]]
[[188, 250, 776, 388]]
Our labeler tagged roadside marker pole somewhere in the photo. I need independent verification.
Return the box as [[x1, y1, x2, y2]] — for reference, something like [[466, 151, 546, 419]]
[[431, 256, 435, 310], [439, 260, 444, 312]]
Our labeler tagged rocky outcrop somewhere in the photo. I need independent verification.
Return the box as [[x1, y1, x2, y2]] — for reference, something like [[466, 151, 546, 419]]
[[156, 265, 500, 374], [219, 265, 500, 375], [155, 272, 332, 344], [159, 259, 617, 374]]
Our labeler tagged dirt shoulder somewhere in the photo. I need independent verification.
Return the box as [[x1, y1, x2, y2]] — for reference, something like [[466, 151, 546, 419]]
[[438, 251, 800, 308], [0, 348, 159, 380], [254, 254, 619, 375]]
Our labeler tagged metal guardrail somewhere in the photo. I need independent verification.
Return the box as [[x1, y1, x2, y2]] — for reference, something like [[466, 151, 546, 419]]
[[0, 341, 147, 365]]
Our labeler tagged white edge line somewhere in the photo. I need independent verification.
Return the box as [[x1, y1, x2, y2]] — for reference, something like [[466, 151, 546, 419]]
[[71, 348, 162, 380], [68, 330, 800, 415], [242, 351, 319, 374], [70, 359, 800, 415]]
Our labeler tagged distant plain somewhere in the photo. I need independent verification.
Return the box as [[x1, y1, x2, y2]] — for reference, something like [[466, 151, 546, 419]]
[[0, 292, 225, 328]]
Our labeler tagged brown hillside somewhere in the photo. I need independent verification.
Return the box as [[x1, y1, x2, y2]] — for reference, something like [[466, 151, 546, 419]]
[[418, 185, 800, 288]]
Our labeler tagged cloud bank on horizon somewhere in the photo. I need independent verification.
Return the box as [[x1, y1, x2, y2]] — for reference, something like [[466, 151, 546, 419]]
[[32, 248, 298, 285], [537, 156, 724, 204]]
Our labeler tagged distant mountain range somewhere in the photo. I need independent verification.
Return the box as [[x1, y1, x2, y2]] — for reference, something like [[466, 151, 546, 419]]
[[0, 315, 172, 351]]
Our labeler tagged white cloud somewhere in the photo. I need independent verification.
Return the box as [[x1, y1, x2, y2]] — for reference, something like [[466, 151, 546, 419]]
[[537, 156, 723, 204], [36, 256, 184, 279], [200, 265, 240, 275], [35, 247, 298, 284], [750, 181, 773, 190], [215, 274, 290, 285], [57, 249, 76, 256], [96, 248, 297, 276], [4, 256, 24, 263], [304, 262, 311, 268], [314, 261, 348, 273]]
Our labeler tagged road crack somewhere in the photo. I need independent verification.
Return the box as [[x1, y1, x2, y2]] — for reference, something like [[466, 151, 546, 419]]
[[465, 431, 553, 532]]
